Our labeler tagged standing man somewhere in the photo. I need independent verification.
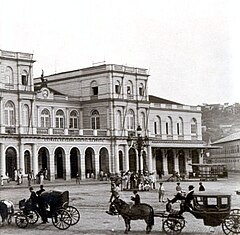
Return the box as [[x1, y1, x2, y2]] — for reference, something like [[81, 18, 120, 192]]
[[76, 173, 80, 184], [199, 182, 205, 191], [158, 182, 165, 202]]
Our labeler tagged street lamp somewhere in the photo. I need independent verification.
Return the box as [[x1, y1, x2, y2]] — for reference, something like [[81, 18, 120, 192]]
[[127, 125, 149, 177]]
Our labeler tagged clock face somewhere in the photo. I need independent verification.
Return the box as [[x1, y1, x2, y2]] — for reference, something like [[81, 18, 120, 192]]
[[42, 89, 49, 98]]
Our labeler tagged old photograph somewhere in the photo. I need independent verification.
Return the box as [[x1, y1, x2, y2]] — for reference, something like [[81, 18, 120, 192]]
[[0, 0, 239, 234]]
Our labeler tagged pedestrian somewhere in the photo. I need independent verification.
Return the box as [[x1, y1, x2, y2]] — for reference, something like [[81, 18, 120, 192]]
[[39, 172, 44, 185], [131, 190, 140, 205], [27, 173, 32, 187], [14, 168, 17, 182], [199, 182, 205, 191], [158, 182, 165, 202], [76, 173, 80, 184], [109, 183, 120, 203], [1, 175, 4, 186], [176, 182, 182, 193]]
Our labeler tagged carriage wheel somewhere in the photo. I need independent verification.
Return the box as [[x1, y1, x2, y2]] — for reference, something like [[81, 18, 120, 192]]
[[162, 218, 183, 234], [27, 210, 39, 224], [222, 214, 240, 234], [52, 209, 72, 230], [15, 213, 29, 228], [230, 209, 240, 216], [66, 206, 80, 225]]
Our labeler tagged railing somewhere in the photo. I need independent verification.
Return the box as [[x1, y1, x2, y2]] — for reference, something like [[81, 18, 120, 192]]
[[5, 127, 16, 134]]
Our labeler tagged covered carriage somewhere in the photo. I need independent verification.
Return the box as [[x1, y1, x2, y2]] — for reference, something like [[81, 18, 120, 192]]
[[15, 190, 80, 230]]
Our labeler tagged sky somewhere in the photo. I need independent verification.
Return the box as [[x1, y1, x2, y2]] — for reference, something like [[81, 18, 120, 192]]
[[0, 0, 240, 106]]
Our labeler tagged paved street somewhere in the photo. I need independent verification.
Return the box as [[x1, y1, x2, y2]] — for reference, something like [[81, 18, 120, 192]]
[[0, 173, 239, 235]]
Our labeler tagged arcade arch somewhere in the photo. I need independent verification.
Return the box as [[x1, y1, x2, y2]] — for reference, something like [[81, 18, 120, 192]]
[[85, 147, 95, 178], [99, 147, 109, 174], [6, 147, 17, 179]]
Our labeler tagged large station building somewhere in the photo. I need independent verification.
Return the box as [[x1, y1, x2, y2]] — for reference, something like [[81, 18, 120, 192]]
[[0, 49, 206, 181]]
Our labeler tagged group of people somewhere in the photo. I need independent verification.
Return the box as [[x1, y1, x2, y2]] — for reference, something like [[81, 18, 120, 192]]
[[158, 181, 205, 204], [28, 185, 48, 223]]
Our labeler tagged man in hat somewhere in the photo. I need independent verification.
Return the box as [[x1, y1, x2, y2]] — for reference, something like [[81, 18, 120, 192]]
[[131, 190, 141, 205], [178, 185, 195, 216]]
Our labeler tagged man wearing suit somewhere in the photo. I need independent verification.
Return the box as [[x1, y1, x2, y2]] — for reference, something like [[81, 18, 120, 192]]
[[178, 185, 195, 216]]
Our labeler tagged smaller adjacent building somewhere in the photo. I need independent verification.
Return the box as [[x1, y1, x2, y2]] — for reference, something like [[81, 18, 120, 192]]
[[210, 132, 240, 172]]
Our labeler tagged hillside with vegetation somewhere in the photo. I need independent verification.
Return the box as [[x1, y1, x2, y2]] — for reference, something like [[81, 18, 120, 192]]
[[201, 105, 240, 143]]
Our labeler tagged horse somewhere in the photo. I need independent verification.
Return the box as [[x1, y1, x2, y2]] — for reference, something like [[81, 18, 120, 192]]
[[110, 198, 154, 234], [0, 200, 14, 225]]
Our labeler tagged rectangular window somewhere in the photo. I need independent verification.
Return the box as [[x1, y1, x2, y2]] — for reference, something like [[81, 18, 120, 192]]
[[92, 87, 98, 95], [154, 122, 157, 134], [177, 123, 180, 135], [139, 87, 144, 96], [115, 85, 120, 94], [166, 123, 169, 135]]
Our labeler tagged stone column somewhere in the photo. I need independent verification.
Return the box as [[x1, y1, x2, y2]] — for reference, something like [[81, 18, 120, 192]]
[[95, 153, 100, 179], [0, 143, 6, 176], [174, 149, 179, 173], [32, 144, 38, 178], [49, 151, 55, 181], [124, 144, 129, 171], [19, 143, 25, 174], [148, 145, 153, 173], [0, 97, 4, 133], [162, 150, 168, 175], [65, 153, 71, 181], [115, 144, 119, 174], [80, 151, 85, 180]]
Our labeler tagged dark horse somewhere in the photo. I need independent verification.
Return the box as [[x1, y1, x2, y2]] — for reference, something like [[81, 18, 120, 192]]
[[110, 198, 154, 234], [0, 200, 14, 224]]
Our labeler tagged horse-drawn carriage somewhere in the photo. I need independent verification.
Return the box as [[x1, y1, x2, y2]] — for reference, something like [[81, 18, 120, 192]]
[[14, 190, 80, 230], [108, 192, 240, 234]]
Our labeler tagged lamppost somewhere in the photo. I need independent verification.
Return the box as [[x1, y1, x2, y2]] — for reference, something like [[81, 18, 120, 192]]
[[127, 125, 149, 177]]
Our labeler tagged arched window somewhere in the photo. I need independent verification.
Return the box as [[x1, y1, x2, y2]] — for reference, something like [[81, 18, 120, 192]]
[[116, 110, 122, 130], [127, 80, 133, 98], [191, 118, 197, 135], [56, 110, 64, 128], [115, 80, 121, 94], [91, 80, 98, 96], [139, 83, 144, 96], [91, 110, 100, 129], [5, 66, 14, 85], [41, 109, 50, 128], [4, 101, 15, 126], [21, 70, 28, 85], [177, 117, 184, 136], [22, 104, 29, 126], [126, 109, 134, 130], [154, 116, 161, 135], [69, 110, 78, 129], [166, 116, 173, 135]]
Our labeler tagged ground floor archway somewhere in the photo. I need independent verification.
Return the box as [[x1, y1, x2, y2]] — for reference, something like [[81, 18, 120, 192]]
[[155, 148, 163, 177], [6, 147, 17, 179], [70, 148, 80, 178], [85, 147, 95, 178], [167, 149, 174, 174], [54, 147, 65, 179], [99, 147, 109, 174], [129, 148, 137, 172], [178, 150, 186, 174]]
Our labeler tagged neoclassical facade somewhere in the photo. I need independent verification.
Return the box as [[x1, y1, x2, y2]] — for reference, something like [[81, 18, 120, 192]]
[[0, 49, 205, 181]]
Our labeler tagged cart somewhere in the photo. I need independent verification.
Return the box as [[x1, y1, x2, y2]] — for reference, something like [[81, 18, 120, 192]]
[[15, 190, 80, 230], [160, 192, 240, 234]]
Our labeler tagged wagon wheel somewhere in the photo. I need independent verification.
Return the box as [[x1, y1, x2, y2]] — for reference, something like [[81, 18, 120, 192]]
[[230, 209, 240, 216], [52, 209, 72, 230], [15, 213, 29, 228], [27, 210, 39, 224], [66, 206, 80, 225], [222, 214, 240, 234], [162, 218, 184, 234]]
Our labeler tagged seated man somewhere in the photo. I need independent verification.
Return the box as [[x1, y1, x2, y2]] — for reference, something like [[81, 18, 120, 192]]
[[168, 185, 195, 218], [131, 190, 140, 205]]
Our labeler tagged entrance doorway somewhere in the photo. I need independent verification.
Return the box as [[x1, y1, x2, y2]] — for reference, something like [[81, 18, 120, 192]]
[[70, 148, 80, 178], [6, 147, 17, 180], [167, 149, 174, 174], [129, 148, 136, 172], [54, 148, 64, 179]]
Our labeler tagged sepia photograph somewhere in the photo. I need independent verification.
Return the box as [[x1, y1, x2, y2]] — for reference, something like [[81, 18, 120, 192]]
[[0, 0, 239, 234]]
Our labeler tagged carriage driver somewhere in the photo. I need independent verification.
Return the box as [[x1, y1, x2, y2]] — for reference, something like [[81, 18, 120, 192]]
[[131, 190, 141, 205], [168, 185, 195, 218]]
